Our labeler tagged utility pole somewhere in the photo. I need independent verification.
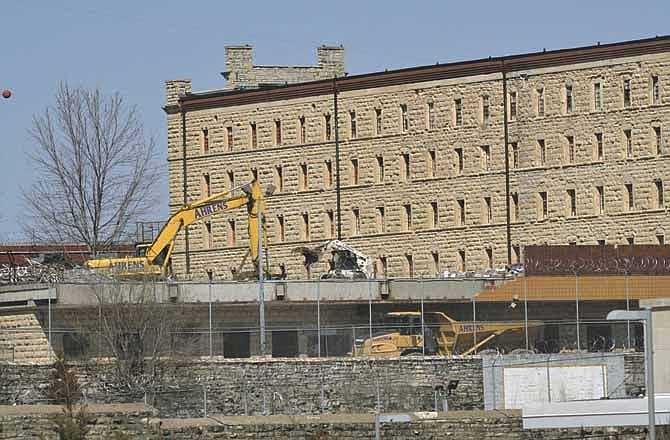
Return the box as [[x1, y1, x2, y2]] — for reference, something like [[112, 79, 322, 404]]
[[258, 203, 266, 356]]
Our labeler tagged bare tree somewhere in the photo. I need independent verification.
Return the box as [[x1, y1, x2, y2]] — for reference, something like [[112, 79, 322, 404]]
[[90, 281, 188, 393], [22, 83, 157, 254]]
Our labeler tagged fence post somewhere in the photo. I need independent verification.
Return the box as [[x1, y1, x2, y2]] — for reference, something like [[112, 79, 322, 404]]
[[626, 272, 631, 350], [420, 275, 425, 356], [524, 276, 529, 350], [368, 281, 373, 344], [317, 281, 321, 358], [472, 298, 477, 354], [203, 385, 208, 417], [575, 274, 580, 351], [48, 293, 52, 362], [208, 280, 213, 357]]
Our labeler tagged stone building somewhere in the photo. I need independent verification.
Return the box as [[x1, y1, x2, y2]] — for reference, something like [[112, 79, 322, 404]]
[[164, 37, 670, 280]]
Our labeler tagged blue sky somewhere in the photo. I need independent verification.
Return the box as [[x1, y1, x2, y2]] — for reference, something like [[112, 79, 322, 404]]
[[0, 1, 668, 240]]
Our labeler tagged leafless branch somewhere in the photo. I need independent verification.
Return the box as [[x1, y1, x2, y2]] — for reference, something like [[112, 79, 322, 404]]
[[21, 82, 158, 254]]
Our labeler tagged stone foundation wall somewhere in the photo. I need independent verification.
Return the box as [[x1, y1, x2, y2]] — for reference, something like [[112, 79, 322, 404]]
[[0, 355, 645, 419], [0, 403, 156, 439], [1, 407, 649, 439]]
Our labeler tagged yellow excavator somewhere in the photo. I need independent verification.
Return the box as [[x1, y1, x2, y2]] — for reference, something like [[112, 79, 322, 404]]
[[352, 311, 542, 357], [85, 180, 279, 278]]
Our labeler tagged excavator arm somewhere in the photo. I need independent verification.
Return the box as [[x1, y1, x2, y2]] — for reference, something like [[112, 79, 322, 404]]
[[85, 180, 273, 277]]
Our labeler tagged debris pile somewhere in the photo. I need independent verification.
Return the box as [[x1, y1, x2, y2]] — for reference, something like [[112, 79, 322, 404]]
[[293, 240, 374, 279], [441, 264, 524, 279]]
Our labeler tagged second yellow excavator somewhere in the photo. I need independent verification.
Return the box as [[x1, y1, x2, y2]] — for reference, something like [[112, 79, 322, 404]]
[[85, 180, 281, 278]]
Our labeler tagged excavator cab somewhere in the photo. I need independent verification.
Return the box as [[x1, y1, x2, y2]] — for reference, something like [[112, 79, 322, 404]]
[[135, 243, 151, 257]]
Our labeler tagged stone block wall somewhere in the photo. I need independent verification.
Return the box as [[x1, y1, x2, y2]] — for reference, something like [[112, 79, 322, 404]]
[[0, 403, 156, 439], [166, 40, 670, 281], [223, 45, 344, 91], [0, 354, 646, 419], [0, 407, 651, 439], [0, 357, 482, 417]]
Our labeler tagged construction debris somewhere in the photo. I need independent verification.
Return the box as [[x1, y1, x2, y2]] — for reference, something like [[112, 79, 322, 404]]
[[293, 240, 374, 279]]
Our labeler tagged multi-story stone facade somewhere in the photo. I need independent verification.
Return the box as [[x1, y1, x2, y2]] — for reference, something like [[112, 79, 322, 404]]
[[164, 37, 670, 280]]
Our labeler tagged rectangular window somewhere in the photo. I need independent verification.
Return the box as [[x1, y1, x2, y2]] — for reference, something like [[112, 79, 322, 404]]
[[350, 111, 357, 138], [379, 256, 388, 278], [226, 127, 234, 151], [427, 150, 437, 178], [201, 128, 209, 154], [454, 98, 462, 126], [482, 95, 490, 125], [513, 246, 521, 264], [299, 163, 308, 191], [623, 79, 631, 108], [376, 156, 385, 183], [431, 252, 440, 277], [658, 234, 665, 245], [376, 207, 385, 233], [481, 145, 490, 171], [203, 221, 212, 249], [537, 88, 545, 116], [509, 91, 517, 121], [430, 201, 439, 228], [595, 133, 604, 161], [596, 186, 605, 215], [538, 139, 546, 166], [427, 102, 435, 129], [655, 127, 662, 156], [652, 75, 660, 105], [401, 104, 409, 132], [455, 148, 464, 175], [656, 180, 664, 208], [276, 215, 285, 242], [301, 213, 310, 241], [566, 136, 575, 164], [511, 192, 520, 222], [251, 168, 258, 182], [324, 114, 332, 141], [324, 160, 333, 188], [484, 197, 492, 224], [202, 173, 211, 197], [625, 183, 634, 211], [566, 85, 573, 113], [352, 208, 360, 235], [511, 142, 519, 169], [567, 189, 576, 217], [375, 109, 383, 135], [275, 120, 282, 145], [627, 236, 635, 246], [350, 159, 359, 185], [594, 83, 602, 111], [458, 250, 466, 272], [226, 170, 235, 192], [250, 123, 257, 149], [326, 210, 335, 238], [401, 153, 410, 182], [274, 165, 283, 192], [625, 129, 632, 158], [538, 192, 548, 220], [456, 199, 465, 226], [405, 254, 414, 277], [228, 220, 236, 246], [486, 248, 493, 269], [299, 117, 306, 144], [402, 204, 412, 231]]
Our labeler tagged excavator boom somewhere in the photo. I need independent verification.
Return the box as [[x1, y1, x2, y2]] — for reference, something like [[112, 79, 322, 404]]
[[85, 180, 273, 278]]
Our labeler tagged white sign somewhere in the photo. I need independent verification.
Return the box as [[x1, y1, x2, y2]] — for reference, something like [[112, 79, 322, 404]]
[[503, 365, 607, 409]]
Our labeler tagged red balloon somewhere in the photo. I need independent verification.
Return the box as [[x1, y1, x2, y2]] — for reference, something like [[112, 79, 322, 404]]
[[2, 90, 10, 99]]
